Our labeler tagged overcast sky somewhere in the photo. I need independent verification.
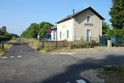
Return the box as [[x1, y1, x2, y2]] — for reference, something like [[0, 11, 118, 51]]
[[0, 0, 112, 35]]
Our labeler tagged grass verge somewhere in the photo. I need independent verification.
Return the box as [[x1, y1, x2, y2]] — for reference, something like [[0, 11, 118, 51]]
[[0, 39, 17, 56], [98, 65, 124, 83], [22, 38, 39, 50]]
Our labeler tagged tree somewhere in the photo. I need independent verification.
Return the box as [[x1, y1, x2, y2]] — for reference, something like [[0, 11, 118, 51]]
[[107, 29, 124, 37], [0, 26, 14, 42], [21, 23, 40, 38], [0, 26, 7, 35], [102, 21, 110, 36], [109, 0, 124, 29], [21, 22, 53, 38], [39, 22, 53, 38]]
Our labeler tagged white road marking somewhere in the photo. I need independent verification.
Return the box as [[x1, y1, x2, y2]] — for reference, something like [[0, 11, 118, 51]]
[[10, 56, 14, 58], [2, 57, 7, 59], [76, 79, 86, 83], [17, 56, 22, 58]]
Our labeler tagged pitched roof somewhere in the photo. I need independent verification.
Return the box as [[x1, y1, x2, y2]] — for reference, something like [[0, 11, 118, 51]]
[[57, 7, 104, 23]]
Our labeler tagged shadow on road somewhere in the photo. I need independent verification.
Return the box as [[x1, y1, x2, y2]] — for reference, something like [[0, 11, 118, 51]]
[[36, 54, 124, 83], [13, 43, 28, 45]]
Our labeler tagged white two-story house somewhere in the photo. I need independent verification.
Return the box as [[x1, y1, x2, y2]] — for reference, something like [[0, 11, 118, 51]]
[[52, 7, 104, 42]]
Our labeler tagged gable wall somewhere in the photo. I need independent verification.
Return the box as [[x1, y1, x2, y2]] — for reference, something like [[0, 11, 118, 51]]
[[74, 9, 102, 41]]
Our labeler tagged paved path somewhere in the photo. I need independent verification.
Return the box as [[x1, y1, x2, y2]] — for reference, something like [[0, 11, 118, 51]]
[[0, 39, 124, 83]]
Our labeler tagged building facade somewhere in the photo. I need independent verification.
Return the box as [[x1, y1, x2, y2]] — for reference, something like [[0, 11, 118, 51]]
[[52, 7, 104, 42]]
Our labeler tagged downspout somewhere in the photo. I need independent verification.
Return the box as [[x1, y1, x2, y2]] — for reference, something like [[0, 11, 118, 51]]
[[73, 17, 76, 40]]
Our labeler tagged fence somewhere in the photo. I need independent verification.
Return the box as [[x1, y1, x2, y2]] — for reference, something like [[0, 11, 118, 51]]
[[39, 40, 68, 49], [100, 37, 124, 47], [39, 37, 100, 49]]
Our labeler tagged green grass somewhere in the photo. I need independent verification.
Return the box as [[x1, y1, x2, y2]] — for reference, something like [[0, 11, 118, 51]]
[[99, 65, 124, 83], [44, 47, 54, 52], [22, 38, 39, 50]]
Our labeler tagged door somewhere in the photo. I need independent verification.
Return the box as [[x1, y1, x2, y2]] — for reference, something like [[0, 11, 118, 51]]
[[86, 29, 91, 42]]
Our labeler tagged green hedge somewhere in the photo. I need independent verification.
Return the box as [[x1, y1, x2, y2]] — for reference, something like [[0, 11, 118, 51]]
[[0, 34, 12, 42]]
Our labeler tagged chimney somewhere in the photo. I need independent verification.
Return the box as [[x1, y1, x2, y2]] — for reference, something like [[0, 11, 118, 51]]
[[73, 9, 75, 14]]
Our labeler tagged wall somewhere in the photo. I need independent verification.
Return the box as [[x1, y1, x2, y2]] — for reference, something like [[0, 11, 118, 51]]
[[74, 9, 102, 41], [57, 18, 74, 41]]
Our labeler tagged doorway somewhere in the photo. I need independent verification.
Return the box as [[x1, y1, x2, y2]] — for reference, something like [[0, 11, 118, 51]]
[[86, 29, 91, 42]]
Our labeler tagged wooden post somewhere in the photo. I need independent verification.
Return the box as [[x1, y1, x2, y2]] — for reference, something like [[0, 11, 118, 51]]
[[42, 40, 44, 48], [55, 41, 57, 49], [0, 42, 1, 49], [2, 42, 4, 51]]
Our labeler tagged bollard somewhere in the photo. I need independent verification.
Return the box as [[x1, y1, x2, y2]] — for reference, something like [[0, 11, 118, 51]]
[[107, 40, 112, 47]]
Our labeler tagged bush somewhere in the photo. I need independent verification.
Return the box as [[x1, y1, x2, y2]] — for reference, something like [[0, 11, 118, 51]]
[[36, 47, 41, 51], [44, 47, 54, 52], [67, 40, 95, 49], [107, 29, 124, 37]]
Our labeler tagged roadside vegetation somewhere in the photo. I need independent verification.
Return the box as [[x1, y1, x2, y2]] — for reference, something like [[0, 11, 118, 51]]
[[0, 26, 19, 56], [22, 38, 39, 50], [21, 22, 53, 39], [0, 39, 17, 56], [23, 38, 98, 53], [98, 65, 124, 83]]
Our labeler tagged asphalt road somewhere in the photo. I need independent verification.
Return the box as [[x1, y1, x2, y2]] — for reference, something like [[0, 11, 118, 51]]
[[0, 39, 124, 83]]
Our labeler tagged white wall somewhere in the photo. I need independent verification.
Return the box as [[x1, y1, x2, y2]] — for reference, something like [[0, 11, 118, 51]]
[[51, 30, 57, 41], [57, 19, 74, 41]]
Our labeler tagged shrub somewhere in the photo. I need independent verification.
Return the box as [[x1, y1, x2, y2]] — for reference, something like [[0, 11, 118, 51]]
[[107, 29, 124, 37], [36, 47, 41, 51], [44, 47, 54, 52]]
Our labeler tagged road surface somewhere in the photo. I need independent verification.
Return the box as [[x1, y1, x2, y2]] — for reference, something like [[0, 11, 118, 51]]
[[0, 39, 124, 83]]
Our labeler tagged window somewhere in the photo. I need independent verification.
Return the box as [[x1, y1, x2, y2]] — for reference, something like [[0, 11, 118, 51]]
[[67, 30, 69, 38], [87, 15, 91, 23], [60, 31, 62, 38]]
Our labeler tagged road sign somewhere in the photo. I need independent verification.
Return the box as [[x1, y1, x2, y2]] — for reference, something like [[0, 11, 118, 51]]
[[46, 34, 51, 39], [46, 28, 52, 34]]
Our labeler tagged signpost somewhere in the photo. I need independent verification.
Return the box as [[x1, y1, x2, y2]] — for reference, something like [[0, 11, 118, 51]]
[[46, 28, 52, 40], [46, 28, 52, 34], [46, 28, 52, 48]]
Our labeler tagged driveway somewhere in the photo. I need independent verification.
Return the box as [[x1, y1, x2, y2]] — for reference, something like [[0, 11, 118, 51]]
[[0, 39, 124, 83]]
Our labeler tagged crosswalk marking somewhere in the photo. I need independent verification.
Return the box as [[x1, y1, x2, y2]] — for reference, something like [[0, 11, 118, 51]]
[[17, 56, 22, 58], [10, 56, 14, 58], [2, 57, 7, 59], [76, 79, 86, 83], [66, 79, 86, 83], [1, 55, 22, 59]]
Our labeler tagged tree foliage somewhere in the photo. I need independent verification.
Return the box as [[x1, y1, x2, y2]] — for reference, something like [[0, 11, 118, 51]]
[[21, 22, 53, 38], [102, 21, 110, 36], [109, 0, 124, 29], [0, 26, 19, 41], [107, 29, 124, 37]]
